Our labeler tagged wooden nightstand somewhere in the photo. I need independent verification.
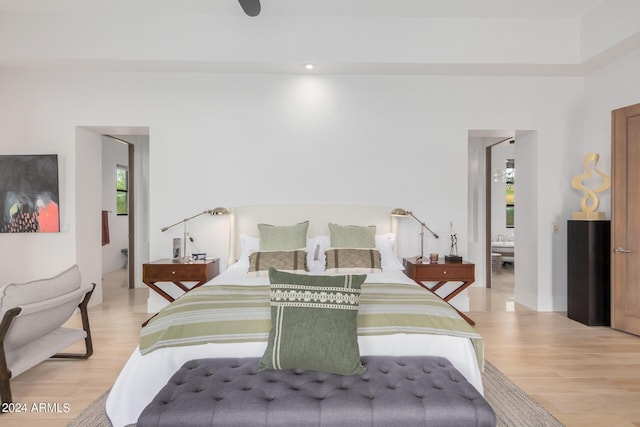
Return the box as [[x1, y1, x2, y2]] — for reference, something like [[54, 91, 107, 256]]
[[143, 258, 220, 303], [403, 257, 475, 325]]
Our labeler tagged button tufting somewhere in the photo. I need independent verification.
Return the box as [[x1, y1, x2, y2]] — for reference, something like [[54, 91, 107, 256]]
[[140, 357, 494, 426]]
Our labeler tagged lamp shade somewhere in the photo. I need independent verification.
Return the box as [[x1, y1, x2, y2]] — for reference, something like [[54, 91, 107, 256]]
[[390, 208, 409, 217], [207, 207, 230, 216]]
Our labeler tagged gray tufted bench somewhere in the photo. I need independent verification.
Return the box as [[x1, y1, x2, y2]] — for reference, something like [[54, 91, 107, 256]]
[[137, 356, 495, 427]]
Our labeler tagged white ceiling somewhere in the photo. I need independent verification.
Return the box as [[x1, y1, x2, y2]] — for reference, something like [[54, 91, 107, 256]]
[[0, 0, 606, 19]]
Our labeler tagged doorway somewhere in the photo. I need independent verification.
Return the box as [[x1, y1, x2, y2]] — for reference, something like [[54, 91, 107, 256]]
[[486, 138, 516, 308], [102, 135, 136, 289], [76, 126, 149, 302]]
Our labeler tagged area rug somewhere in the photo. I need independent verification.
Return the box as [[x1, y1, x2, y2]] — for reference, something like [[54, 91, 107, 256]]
[[68, 361, 564, 426], [482, 361, 564, 427]]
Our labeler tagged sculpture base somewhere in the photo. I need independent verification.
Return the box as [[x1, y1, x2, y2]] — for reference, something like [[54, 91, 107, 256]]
[[445, 255, 463, 263], [572, 211, 606, 220]]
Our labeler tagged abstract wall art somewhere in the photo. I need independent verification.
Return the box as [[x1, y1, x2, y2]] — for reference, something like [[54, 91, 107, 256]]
[[0, 154, 60, 233]]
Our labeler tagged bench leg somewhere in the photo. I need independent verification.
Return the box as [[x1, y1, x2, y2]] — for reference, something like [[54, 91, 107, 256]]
[[52, 283, 95, 359], [0, 307, 22, 405]]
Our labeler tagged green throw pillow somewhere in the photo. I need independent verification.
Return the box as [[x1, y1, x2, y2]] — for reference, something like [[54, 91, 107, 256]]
[[259, 268, 366, 375], [329, 223, 376, 248], [258, 221, 309, 251]]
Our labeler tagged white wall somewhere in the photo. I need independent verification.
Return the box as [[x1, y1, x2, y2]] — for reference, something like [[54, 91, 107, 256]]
[[75, 128, 103, 306], [0, 70, 585, 312], [101, 137, 129, 274], [513, 131, 540, 310], [130, 135, 150, 290], [584, 48, 640, 203]]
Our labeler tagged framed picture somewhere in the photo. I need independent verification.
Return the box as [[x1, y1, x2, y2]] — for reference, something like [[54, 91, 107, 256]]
[[0, 154, 60, 233]]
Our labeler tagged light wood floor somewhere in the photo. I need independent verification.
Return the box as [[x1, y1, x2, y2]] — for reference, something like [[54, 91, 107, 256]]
[[3, 268, 640, 426]]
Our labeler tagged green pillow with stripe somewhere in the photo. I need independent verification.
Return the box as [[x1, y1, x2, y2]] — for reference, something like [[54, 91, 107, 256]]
[[259, 268, 366, 375]]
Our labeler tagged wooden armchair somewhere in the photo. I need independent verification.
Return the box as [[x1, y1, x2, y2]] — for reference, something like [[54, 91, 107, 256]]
[[0, 265, 94, 404]]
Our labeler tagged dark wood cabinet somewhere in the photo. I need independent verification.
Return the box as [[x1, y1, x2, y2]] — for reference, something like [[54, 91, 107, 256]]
[[403, 257, 475, 325], [143, 258, 219, 303], [567, 220, 610, 326]]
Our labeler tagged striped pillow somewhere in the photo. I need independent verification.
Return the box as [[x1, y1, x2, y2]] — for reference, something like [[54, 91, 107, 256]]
[[259, 268, 366, 375], [248, 250, 308, 276], [325, 248, 382, 273]]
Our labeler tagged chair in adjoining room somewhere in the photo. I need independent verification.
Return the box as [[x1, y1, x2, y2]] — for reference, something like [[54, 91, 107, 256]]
[[491, 253, 503, 273], [0, 265, 95, 404]]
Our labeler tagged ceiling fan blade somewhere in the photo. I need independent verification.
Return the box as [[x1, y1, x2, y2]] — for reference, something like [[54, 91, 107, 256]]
[[238, 0, 261, 17]]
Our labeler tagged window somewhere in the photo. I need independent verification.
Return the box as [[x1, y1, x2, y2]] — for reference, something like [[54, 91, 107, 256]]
[[116, 165, 128, 215], [505, 159, 514, 228]]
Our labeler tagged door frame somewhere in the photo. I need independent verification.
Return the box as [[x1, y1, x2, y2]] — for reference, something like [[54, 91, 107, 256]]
[[484, 137, 513, 288], [611, 102, 640, 334]]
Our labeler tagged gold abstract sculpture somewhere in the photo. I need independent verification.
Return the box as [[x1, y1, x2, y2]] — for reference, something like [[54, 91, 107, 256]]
[[571, 152, 611, 220]]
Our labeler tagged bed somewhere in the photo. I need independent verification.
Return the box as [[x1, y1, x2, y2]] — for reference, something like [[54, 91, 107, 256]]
[[106, 205, 484, 427]]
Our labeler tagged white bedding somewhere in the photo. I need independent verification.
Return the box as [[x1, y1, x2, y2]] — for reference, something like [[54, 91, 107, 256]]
[[106, 267, 483, 427]]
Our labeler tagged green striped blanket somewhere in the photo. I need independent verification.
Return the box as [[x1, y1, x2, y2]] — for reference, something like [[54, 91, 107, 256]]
[[140, 282, 484, 369]]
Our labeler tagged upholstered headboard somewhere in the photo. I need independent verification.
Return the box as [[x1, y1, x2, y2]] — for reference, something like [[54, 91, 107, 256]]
[[228, 205, 398, 265]]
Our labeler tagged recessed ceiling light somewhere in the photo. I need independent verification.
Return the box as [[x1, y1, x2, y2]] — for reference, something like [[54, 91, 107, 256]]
[[304, 63, 315, 70]]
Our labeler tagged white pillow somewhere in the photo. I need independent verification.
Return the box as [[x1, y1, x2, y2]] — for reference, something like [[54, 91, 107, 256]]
[[234, 235, 260, 270], [375, 233, 405, 270]]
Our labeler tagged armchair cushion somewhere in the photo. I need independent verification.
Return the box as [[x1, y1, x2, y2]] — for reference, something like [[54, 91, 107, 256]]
[[0, 264, 81, 310]]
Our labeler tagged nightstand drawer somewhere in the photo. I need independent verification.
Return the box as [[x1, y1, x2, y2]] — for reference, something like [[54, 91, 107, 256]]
[[143, 264, 206, 281], [413, 265, 471, 281]]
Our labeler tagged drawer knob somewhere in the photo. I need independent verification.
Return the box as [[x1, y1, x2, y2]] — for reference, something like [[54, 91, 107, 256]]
[[443, 270, 447, 274], [171, 271, 176, 275]]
